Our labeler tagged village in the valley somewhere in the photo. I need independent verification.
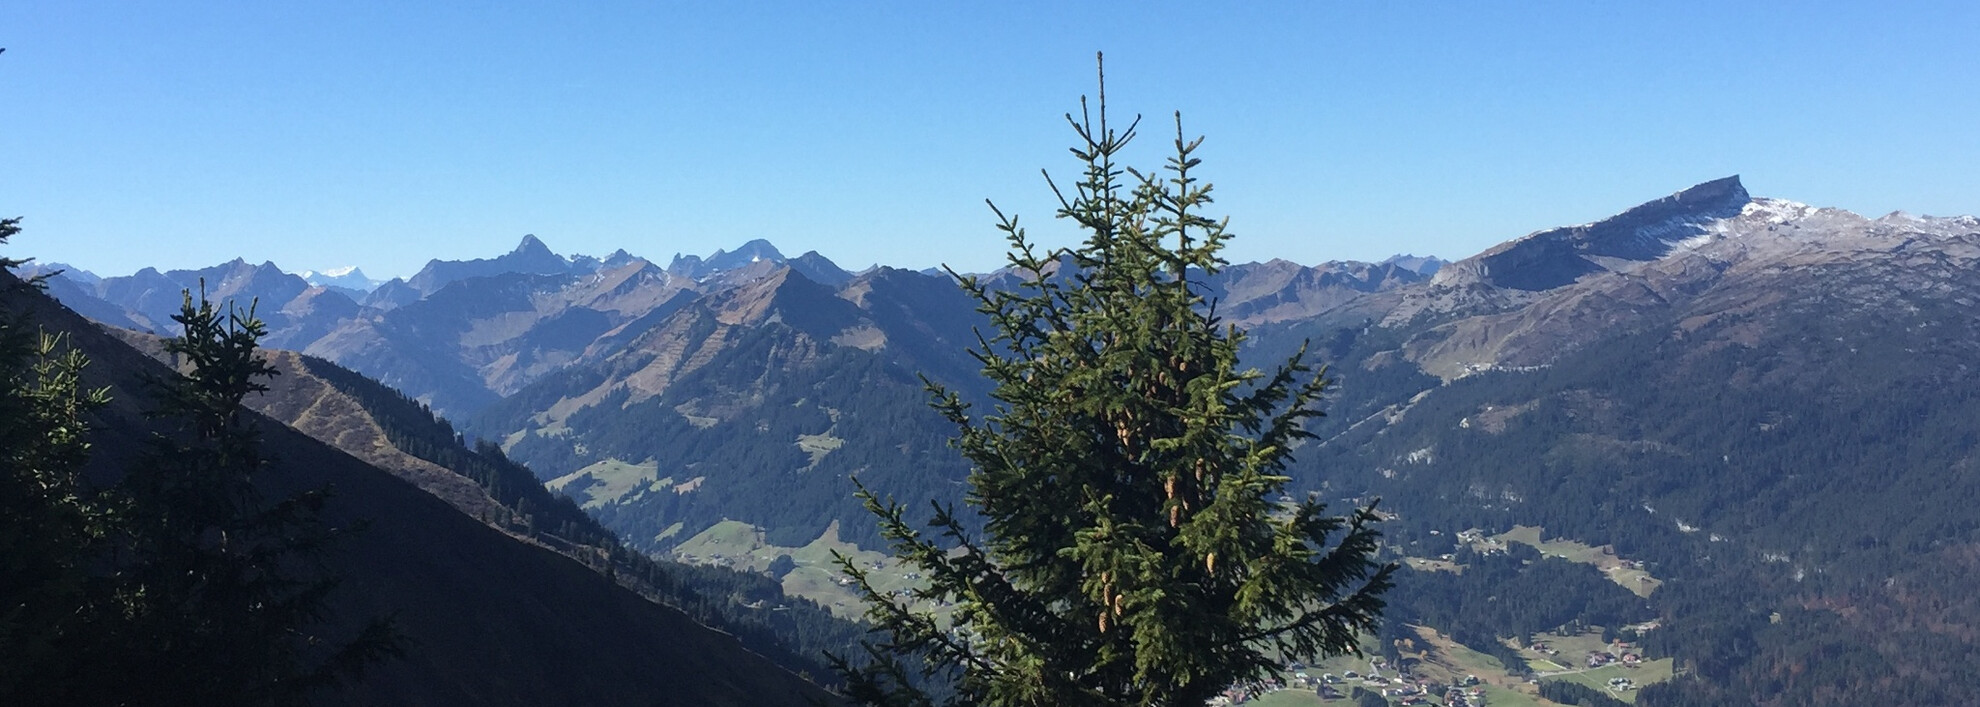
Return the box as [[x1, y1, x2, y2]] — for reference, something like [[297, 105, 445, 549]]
[[667, 517, 1675, 707], [1208, 525, 1675, 707], [1210, 624, 1667, 707]]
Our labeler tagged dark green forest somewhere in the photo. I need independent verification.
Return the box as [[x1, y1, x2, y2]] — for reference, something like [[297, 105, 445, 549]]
[[1249, 262, 1980, 704]]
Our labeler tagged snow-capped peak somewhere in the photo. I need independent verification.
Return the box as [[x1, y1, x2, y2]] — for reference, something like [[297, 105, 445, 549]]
[[300, 266, 384, 292]]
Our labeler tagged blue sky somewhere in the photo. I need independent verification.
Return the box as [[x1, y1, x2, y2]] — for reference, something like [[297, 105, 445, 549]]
[[3, 2, 1975, 279]]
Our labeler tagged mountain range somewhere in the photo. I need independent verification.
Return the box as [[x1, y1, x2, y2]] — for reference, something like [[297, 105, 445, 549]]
[[33, 226, 1452, 551], [30, 174, 1980, 704]]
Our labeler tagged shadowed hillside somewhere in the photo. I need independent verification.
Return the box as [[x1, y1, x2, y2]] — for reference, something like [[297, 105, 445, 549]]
[[2, 268, 838, 706]]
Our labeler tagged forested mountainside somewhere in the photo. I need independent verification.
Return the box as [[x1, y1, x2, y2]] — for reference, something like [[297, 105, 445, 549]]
[[2, 271, 837, 706], [37, 176, 1980, 703], [1245, 178, 1980, 704], [108, 326, 867, 686]]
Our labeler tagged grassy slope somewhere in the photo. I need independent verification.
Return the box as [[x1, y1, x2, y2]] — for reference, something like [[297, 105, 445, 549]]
[[1492, 526, 1662, 598], [673, 519, 929, 619]]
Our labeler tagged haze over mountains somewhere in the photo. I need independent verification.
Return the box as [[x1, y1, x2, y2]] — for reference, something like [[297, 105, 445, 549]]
[[31, 175, 1980, 704]]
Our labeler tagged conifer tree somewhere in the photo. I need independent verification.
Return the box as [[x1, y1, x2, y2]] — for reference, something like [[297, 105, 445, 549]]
[[84, 288, 399, 705], [2, 225, 396, 704], [835, 61, 1393, 707], [0, 217, 112, 698]]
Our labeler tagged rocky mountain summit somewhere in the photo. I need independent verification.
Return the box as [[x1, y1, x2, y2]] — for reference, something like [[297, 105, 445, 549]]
[[666, 238, 789, 280], [1386, 176, 1980, 379], [1388, 176, 1749, 325]]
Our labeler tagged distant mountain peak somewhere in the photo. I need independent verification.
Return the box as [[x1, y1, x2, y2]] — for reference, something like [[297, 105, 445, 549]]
[[1558, 175, 1750, 251], [1668, 174, 1745, 205], [300, 266, 383, 292], [788, 251, 851, 287], [401, 234, 574, 297], [514, 234, 556, 257], [39, 262, 101, 285], [1380, 254, 1447, 276], [306, 265, 360, 279], [1433, 176, 1753, 293], [712, 239, 786, 266], [667, 240, 789, 280]]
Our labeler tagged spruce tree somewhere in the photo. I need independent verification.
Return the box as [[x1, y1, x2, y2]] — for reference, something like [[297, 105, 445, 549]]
[[0, 218, 112, 698], [2, 225, 396, 704], [835, 62, 1393, 706], [84, 288, 399, 705]]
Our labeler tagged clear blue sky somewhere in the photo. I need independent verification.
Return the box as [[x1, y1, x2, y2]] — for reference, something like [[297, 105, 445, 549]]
[[4, 2, 1976, 279]]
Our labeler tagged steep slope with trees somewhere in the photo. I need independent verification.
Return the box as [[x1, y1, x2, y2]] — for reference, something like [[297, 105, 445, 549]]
[[262, 347, 868, 687], [1247, 184, 1980, 704], [111, 317, 870, 692], [1, 239, 836, 705]]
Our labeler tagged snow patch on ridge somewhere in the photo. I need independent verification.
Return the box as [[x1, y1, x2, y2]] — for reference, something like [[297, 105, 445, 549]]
[[1741, 197, 1816, 224]]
